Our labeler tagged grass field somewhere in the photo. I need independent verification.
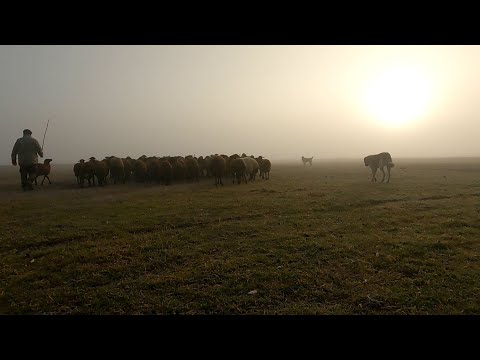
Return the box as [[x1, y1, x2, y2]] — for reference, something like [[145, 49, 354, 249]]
[[1, 159, 479, 314]]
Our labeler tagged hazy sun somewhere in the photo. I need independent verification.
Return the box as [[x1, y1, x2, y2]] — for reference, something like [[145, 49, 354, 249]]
[[363, 66, 432, 128]]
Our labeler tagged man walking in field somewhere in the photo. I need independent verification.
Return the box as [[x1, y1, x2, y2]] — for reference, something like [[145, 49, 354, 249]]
[[11, 129, 43, 191]]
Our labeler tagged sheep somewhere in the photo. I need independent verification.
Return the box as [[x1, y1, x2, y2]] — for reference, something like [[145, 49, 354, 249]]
[[210, 155, 226, 187], [122, 157, 134, 182], [73, 159, 85, 186], [172, 158, 186, 183], [185, 157, 200, 182], [158, 160, 173, 185], [230, 158, 247, 184], [93, 158, 109, 186], [218, 154, 230, 178], [146, 158, 161, 183], [34, 159, 53, 186], [167, 156, 177, 168], [241, 157, 260, 181], [260, 159, 271, 180], [177, 156, 186, 164], [107, 156, 125, 184], [197, 156, 206, 176], [256, 156, 264, 177], [133, 159, 148, 182], [80, 158, 96, 187], [204, 156, 213, 177]]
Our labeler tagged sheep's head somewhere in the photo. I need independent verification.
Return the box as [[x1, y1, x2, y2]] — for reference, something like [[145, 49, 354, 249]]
[[79, 159, 85, 163], [89, 157, 96, 161], [44, 159, 53, 164], [364, 157, 369, 166]]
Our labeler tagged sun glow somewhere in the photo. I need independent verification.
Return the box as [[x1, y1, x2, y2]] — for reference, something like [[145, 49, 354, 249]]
[[363, 65, 432, 128]]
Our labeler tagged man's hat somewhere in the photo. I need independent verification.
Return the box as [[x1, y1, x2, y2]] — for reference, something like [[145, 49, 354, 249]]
[[23, 129, 32, 135]]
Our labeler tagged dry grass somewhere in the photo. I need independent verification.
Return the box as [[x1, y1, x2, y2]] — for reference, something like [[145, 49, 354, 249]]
[[0, 159, 479, 314]]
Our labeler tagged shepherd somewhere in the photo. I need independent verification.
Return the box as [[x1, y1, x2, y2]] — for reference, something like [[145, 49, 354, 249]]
[[11, 129, 44, 191]]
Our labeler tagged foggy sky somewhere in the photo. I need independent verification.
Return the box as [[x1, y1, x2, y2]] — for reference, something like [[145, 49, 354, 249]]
[[1, 45, 480, 164]]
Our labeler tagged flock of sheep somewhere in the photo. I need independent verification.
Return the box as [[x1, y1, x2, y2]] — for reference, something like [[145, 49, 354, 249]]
[[73, 154, 272, 188]]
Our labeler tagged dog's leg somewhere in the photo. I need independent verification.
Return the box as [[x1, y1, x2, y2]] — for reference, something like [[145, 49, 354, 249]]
[[380, 167, 385, 182]]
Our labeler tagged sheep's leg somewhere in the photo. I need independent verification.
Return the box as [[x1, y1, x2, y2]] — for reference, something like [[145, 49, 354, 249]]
[[34, 177, 38, 186], [41, 176, 46, 185], [387, 166, 391, 183], [371, 167, 377, 182]]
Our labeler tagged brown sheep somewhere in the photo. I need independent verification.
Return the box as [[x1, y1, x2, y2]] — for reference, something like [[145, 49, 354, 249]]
[[210, 155, 226, 187], [80, 158, 96, 187], [146, 158, 161, 183], [133, 159, 148, 182], [167, 156, 177, 168], [197, 156, 208, 177], [122, 157, 134, 182], [256, 156, 264, 177], [230, 158, 247, 184], [185, 157, 200, 182], [220, 154, 230, 178], [73, 159, 85, 186], [172, 158, 186, 183], [107, 156, 125, 184], [260, 159, 271, 180], [34, 159, 53, 186], [93, 158, 109, 186], [158, 160, 173, 185], [204, 156, 213, 177]]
